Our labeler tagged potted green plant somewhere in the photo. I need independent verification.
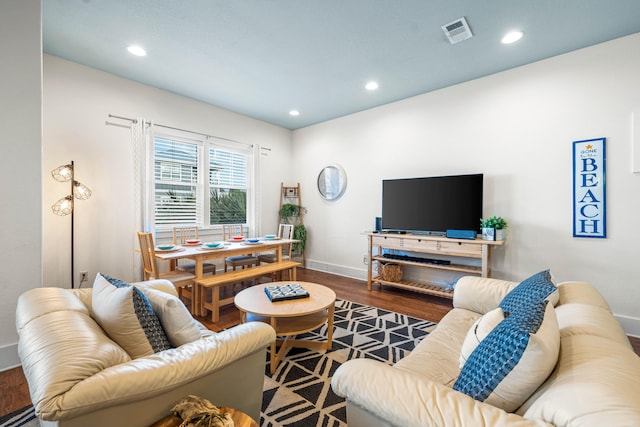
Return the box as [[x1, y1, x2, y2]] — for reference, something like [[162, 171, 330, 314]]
[[293, 224, 307, 253], [279, 203, 306, 224], [279, 203, 308, 259], [480, 216, 508, 241]]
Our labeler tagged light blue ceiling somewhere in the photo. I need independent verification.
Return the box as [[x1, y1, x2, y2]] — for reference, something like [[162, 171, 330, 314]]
[[43, 0, 640, 130]]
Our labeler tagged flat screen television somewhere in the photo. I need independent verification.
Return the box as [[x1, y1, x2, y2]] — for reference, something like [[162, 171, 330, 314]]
[[381, 173, 483, 235]]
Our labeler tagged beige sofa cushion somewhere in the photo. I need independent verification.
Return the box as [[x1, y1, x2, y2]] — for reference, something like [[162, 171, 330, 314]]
[[395, 307, 479, 386], [519, 334, 640, 425], [557, 280, 613, 310], [16, 286, 89, 332], [92, 273, 172, 358], [16, 288, 131, 416], [454, 276, 518, 314]]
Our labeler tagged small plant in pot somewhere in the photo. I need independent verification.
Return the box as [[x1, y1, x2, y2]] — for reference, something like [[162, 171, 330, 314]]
[[279, 203, 306, 224], [480, 216, 508, 241]]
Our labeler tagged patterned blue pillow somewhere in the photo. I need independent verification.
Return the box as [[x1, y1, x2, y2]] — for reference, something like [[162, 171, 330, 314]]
[[453, 299, 559, 412], [499, 270, 557, 315], [92, 273, 172, 358]]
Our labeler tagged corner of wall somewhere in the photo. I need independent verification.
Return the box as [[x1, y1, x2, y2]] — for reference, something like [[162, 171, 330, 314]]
[[615, 314, 640, 338], [0, 343, 21, 372]]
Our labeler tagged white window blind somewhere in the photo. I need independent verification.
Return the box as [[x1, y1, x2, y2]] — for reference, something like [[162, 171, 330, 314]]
[[209, 148, 248, 224], [154, 137, 199, 226], [151, 135, 251, 229]]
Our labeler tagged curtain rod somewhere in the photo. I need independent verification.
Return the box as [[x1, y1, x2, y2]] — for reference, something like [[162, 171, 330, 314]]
[[107, 114, 253, 148]]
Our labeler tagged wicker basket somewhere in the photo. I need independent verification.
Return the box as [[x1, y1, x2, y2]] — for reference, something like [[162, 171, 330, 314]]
[[381, 263, 403, 282]]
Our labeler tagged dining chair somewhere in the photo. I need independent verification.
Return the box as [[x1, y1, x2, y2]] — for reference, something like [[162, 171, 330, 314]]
[[137, 232, 196, 310], [222, 224, 259, 272], [258, 223, 295, 280], [259, 223, 294, 263], [172, 225, 217, 275]]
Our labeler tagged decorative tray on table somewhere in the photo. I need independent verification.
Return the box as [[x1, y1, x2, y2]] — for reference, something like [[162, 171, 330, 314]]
[[264, 283, 310, 302]]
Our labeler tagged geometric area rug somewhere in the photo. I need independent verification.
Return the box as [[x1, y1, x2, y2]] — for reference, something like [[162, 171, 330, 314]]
[[0, 299, 437, 427], [0, 406, 36, 427], [260, 299, 437, 426]]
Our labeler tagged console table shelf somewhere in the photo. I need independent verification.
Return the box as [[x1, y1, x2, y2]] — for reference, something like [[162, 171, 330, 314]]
[[371, 256, 483, 275], [373, 276, 454, 298], [367, 233, 503, 299]]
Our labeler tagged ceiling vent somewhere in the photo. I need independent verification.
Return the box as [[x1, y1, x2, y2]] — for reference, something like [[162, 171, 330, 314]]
[[442, 17, 473, 44]]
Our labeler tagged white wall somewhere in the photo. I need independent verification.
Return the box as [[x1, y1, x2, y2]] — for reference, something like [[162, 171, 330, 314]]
[[42, 54, 293, 286], [0, 0, 42, 370], [293, 33, 640, 335]]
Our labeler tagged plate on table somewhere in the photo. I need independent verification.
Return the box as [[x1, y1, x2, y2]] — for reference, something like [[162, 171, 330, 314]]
[[264, 235, 280, 240], [243, 240, 263, 245], [199, 242, 225, 250], [228, 236, 245, 242], [155, 246, 183, 253], [182, 240, 202, 246]]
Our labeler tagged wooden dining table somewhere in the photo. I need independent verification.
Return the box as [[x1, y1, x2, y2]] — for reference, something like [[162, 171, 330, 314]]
[[153, 237, 297, 315]]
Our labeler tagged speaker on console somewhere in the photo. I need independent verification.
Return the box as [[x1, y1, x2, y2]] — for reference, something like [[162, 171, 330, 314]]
[[375, 217, 382, 232], [446, 229, 476, 240]]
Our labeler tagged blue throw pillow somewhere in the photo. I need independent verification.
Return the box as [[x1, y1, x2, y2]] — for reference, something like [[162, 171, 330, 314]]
[[499, 270, 558, 315], [453, 299, 560, 412]]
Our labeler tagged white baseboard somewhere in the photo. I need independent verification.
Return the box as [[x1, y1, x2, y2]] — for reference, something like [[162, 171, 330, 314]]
[[615, 314, 640, 338], [304, 259, 367, 282], [0, 342, 21, 372]]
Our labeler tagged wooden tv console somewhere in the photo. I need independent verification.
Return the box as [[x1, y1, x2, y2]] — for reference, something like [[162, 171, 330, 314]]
[[367, 233, 504, 299]]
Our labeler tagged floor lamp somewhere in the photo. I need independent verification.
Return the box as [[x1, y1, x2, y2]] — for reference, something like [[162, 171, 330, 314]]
[[51, 161, 92, 288]]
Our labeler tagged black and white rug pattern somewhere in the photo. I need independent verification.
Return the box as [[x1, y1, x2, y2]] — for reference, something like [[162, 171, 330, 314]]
[[0, 407, 36, 427], [260, 299, 436, 427], [1, 299, 436, 427]]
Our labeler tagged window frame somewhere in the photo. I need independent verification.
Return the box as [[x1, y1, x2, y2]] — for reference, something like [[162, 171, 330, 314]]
[[149, 131, 255, 233]]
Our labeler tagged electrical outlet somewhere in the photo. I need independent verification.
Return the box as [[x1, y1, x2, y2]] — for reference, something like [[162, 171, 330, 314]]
[[80, 271, 88, 283], [363, 255, 369, 265]]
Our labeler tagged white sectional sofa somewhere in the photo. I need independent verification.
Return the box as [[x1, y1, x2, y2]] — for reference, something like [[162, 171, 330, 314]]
[[332, 274, 640, 427], [16, 278, 275, 427]]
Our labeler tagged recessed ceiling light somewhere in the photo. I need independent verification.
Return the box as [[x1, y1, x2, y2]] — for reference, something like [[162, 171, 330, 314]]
[[501, 31, 524, 45], [127, 45, 147, 56], [365, 81, 379, 91], [289, 110, 300, 116]]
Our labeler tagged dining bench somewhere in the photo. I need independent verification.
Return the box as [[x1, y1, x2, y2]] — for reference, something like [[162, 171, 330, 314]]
[[195, 260, 301, 321]]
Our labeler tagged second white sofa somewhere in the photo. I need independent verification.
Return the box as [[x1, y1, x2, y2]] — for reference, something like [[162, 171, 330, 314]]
[[332, 274, 640, 427]]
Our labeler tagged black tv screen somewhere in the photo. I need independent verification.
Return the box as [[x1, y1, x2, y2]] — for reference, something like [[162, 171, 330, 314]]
[[382, 174, 483, 234]]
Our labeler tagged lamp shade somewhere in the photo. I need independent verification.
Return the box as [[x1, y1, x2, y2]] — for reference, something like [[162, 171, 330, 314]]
[[52, 195, 73, 216], [51, 164, 73, 182], [73, 181, 92, 200]]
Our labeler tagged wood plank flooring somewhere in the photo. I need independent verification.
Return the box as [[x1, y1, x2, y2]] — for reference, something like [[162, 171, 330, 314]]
[[2, 268, 639, 417]]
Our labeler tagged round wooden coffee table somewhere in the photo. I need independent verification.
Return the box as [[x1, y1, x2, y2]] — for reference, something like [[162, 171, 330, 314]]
[[234, 281, 336, 374]]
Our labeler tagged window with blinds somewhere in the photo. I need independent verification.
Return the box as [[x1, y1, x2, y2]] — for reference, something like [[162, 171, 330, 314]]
[[209, 148, 247, 224], [153, 136, 250, 228]]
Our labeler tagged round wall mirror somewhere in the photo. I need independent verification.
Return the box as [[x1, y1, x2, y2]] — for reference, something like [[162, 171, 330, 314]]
[[317, 164, 347, 201]]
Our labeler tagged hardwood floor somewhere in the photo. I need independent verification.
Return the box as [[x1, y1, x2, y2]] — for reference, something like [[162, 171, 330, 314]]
[[198, 268, 454, 332], [0, 365, 30, 417], [2, 268, 639, 417]]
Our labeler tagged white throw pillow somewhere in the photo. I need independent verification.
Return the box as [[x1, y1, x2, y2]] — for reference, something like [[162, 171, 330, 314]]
[[459, 307, 505, 368], [142, 288, 204, 347], [92, 273, 172, 358], [454, 300, 560, 412]]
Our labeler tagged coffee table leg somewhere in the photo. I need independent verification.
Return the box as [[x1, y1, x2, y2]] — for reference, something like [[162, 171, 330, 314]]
[[326, 302, 334, 350], [270, 317, 278, 374]]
